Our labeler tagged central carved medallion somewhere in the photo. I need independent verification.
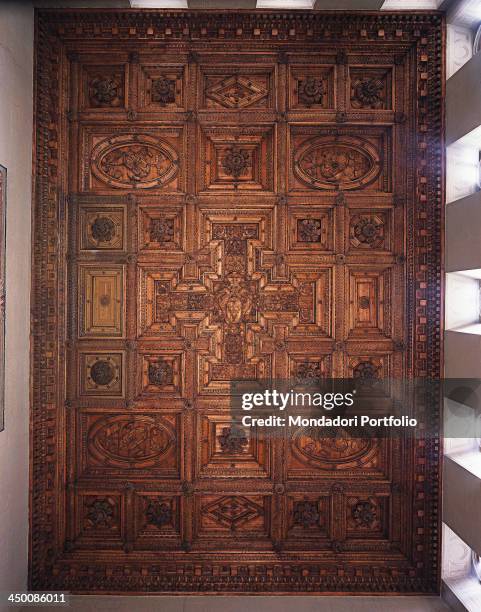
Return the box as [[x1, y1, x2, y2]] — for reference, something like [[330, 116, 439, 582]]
[[212, 274, 258, 325]]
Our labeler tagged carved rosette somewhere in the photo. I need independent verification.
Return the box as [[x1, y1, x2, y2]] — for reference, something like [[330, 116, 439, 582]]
[[151, 77, 176, 104], [293, 501, 320, 528], [148, 360, 173, 387], [297, 219, 322, 243], [145, 499, 173, 528], [149, 218, 174, 244], [221, 146, 250, 179], [351, 78, 384, 109], [91, 216, 116, 243], [351, 500, 377, 528], [350, 214, 384, 249], [218, 426, 248, 454], [297, 77, 326, 106], [353, 361, 379, 380], [295, 361, 322, 384], [89, 75, 123, 107], [83, 497, 117, 531], [89, 360, 115, 386]]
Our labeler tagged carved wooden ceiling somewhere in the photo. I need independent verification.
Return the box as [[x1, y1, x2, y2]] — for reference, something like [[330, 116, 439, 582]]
[[31, 9, 444, 594]]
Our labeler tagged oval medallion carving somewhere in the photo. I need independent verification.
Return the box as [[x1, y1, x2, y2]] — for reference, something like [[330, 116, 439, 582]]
[[292, 427, 378, 470], [88, 415, 175, 467], [294, 136, 381, 190], [91, 134, 179, 189]]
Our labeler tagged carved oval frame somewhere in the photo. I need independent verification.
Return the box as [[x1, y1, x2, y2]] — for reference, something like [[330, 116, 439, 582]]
[[90, 134, 180, 189], [293, 134, 382, 190]]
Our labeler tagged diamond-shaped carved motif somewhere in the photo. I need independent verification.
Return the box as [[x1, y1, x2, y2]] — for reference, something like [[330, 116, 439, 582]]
[[205, 75, 268, 109], [201, 496, 263, 530]]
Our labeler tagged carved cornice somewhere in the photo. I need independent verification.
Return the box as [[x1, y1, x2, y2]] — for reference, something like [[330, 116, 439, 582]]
[[40, 9, 443, 43]]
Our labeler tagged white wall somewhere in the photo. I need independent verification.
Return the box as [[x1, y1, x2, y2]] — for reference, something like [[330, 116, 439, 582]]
[[0, 1, 34, 601]]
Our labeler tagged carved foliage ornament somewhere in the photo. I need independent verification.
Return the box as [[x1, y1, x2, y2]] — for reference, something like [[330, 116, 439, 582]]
[[91, 134, 179, 189]]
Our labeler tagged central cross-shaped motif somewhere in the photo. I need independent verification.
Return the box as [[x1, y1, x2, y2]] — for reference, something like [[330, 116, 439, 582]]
[[151, 223, 301, 371]]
